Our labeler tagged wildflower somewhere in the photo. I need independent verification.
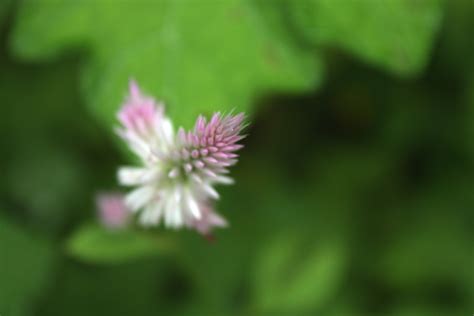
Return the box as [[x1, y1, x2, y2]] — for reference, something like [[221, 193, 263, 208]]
[[96, 193, 130, 230], [116, 80, 245, 234]]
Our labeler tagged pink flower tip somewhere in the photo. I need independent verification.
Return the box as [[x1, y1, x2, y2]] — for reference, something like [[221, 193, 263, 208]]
[[117, 81, 163, 136], [189, 204, 228, 235], [96, 193, 130, 230], [129, 79, 140, 98]]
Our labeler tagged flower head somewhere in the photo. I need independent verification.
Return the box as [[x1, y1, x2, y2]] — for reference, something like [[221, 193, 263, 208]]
[[116, 80, 174, 163], [116, 80, 246, 234]]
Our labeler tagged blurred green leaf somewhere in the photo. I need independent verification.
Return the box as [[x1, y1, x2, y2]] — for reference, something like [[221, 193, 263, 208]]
[[468, 73, 474, 156], [437, 0, 474, 80], [11, 0, 319, 129], [289, 0, 443, 76], [0, 216, 54, 316], [381, 219, 472, 288], [388, 305, 467, 316], [364, 176, 474, 314], [377, 182, 474, 289], [0, 54, 114, 235], [0, 0, 12, 24], [6, 143, 87, 231], [254, 234, 347, 312], [67, 223, 173, 264], [37, 258, 171, 316]]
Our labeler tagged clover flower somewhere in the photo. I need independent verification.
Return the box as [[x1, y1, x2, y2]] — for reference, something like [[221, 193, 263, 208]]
[[116, 80, 245, 234]]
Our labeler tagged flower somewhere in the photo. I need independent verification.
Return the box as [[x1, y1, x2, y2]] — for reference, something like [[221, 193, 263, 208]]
[[116, 80, 245, 234], [96, 192, 130, 230]]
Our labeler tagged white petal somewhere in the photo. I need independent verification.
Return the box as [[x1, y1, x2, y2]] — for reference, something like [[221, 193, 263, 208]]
[[152, 116, 174, 152], [214, 175, 235, 185], [172, 189, 184, 227], [184, 188, 201, 219], [139, 208, 152, 226], [172, 205, 182, 228], [164, 191, 177, 227], [124, 186, 155, 212], [162, 118, 174, 145], [141, 200, 164, 226], [118, 129, 151, 161], [148, 199, 164, 224], [118, 167, 158, 186], [202, 183, 220, 200], [190, 174, 203, 184]]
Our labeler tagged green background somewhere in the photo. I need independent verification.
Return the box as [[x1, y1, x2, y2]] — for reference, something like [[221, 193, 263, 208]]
[[0, 0, 472, 315]]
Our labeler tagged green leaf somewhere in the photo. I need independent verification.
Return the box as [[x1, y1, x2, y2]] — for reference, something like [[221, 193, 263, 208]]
[[288, 0, 443, 76], [254, 234, 347, 312], [468, 72, 474, 156], [11, 0, 320, 128], [38, 258, 174, 316], [66, 223, 174, 264], [0, 56, 110, 235], [377, 184, 474, 290], [0, 0, 12, 24], [0, 216, 54, 316], [388, 305, 467, 316], [6, 144, 88, 232]]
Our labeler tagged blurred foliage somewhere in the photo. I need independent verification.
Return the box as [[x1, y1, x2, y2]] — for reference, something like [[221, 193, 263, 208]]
[[0, 0, 473, 316], [0, 0, 12, 22], [10, 0, 320, 128], [66, 223, 174, 264], [288, 0, 443, 76], [255, 234, 346, 312], [0, 217, 54, 316]]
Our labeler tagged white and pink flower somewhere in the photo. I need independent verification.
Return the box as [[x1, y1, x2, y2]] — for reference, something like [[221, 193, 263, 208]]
[[115, 80, 245, 234]]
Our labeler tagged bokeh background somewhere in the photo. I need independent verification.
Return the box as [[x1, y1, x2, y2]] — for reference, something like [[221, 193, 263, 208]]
[[0, 0, 473, 315]]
